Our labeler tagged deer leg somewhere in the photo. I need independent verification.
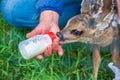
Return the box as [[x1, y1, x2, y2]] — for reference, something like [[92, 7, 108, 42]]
[[112, 37, 120, 69], [92, 44, 101, 79], [108, 37, 120, 80]]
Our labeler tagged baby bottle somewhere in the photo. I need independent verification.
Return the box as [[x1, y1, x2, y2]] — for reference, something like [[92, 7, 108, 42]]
[[18, 32, 56, 59]]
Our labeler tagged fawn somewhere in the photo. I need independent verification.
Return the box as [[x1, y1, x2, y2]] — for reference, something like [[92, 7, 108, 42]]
[[57, 0, 120, 79]]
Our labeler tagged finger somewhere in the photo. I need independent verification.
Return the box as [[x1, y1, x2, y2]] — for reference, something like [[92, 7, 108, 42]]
[[36, 55, 43, 60], [58, 45, 63, 56], [26, 27, 42, 38], [52, 39, 60, 52], [44, 46, 52, 57]]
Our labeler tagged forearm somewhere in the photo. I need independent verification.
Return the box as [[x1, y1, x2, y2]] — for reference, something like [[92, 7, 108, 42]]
[[116, 0, 120, 23], [40, 10, 59, 24], [116, 0, 120, 13]]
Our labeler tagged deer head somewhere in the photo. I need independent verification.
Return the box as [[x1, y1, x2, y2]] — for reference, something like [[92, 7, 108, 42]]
[[57, 0, 118, 47]]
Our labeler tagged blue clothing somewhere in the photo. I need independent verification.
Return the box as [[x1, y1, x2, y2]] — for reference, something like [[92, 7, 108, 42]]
[[1, 0, 82, 28], [36, 0, 64, 15]]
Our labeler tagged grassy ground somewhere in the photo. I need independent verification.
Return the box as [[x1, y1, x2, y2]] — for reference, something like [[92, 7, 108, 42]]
[[0, 15, 115, 80]]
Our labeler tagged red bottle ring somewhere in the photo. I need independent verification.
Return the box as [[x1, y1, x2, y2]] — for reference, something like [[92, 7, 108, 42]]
[[47, 32, 57, 42]]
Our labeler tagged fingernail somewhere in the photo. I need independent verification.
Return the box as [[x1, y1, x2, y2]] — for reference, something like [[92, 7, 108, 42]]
[[36, 55, 43, 60]]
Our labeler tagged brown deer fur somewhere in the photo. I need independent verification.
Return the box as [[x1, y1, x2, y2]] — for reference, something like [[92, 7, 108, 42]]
[[57, 0, 120, 79]]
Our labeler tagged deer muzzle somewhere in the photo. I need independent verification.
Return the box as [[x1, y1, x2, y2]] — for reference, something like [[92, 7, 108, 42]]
[[56, 32, 65, 41]]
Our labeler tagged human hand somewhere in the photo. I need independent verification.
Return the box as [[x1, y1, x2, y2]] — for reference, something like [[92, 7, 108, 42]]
[[26, 10, 63, 60]]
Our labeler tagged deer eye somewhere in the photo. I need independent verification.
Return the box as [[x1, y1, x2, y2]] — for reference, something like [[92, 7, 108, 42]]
[[71, 29, 84, 36]]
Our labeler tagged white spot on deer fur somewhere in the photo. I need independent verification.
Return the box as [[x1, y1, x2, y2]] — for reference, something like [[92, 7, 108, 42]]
[[112, 15, 118, 27], [92, 0, 104, 18], [99, 13, 114, 30]]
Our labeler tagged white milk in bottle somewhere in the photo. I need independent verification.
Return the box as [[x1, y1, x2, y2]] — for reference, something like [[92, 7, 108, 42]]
[[18, 32, 56, 59]]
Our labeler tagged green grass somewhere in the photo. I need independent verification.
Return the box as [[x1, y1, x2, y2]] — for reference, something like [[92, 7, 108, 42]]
[[0, 16, 115, 80]]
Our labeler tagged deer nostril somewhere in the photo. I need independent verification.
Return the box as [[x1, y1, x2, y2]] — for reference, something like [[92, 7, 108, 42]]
[[56, 32, 65, 41]]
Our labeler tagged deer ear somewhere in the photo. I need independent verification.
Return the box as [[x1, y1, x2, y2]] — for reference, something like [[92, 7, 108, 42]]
[[80, 0, 97, 13], [80, 0, 92, 13]]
